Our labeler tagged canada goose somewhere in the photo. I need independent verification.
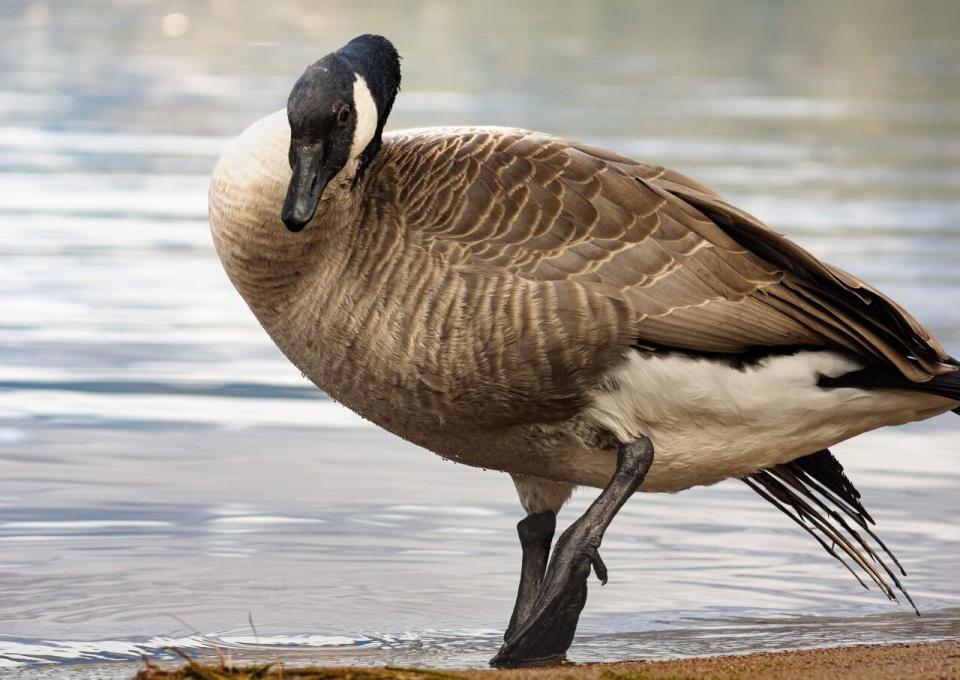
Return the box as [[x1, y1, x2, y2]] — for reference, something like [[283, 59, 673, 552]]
[[208, 34, 960, 667]]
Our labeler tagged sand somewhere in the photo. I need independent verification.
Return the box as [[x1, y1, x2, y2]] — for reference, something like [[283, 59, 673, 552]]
[[133, 641, 960, 679]]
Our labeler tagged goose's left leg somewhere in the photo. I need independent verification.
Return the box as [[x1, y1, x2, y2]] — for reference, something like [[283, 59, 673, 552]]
[[492, 436, 655, 668]]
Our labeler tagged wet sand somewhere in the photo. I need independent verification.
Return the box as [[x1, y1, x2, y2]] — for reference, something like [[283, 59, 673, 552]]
[[133, 641, 960, 679]]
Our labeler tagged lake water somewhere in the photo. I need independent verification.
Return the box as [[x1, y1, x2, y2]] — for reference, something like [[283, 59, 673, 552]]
[[1, 0, 959, 676]]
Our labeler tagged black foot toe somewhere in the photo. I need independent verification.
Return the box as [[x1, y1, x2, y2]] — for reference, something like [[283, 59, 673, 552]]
[[588, 544, 607, 585]]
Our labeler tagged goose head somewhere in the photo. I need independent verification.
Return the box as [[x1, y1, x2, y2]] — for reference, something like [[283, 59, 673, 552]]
[[282, 34, 401, 232]]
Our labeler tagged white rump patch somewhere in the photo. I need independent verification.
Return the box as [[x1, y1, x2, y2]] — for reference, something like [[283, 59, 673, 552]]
[[350, 74, 378, 159], [580, 349, 954, 492]]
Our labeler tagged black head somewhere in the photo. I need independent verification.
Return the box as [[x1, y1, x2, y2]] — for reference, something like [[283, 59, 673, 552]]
[[282, 34, 401, 232]]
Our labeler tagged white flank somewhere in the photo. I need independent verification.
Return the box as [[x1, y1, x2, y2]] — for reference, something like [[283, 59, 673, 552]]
[[582, 350, 956, 492], [350, 74, 378, 159]]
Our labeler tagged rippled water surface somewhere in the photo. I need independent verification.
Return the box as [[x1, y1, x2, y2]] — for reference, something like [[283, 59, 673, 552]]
[[2, 0, 959, 675]]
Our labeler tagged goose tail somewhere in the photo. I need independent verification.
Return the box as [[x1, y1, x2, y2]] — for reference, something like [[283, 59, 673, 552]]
[[923, 369, 960, 403], [818, 362, 960, 406], [743, 449, 917, 614]]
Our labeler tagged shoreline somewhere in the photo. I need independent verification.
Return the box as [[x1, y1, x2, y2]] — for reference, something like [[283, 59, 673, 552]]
[[132, 641, 960, 679]]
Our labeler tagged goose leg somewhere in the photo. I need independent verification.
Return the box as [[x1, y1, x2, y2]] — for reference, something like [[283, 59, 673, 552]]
[[505, 510, 556, 640], [491, 435, 655, 668]]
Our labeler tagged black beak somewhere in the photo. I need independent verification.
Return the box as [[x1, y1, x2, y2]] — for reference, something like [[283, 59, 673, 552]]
[[282, 145, 332, 232]]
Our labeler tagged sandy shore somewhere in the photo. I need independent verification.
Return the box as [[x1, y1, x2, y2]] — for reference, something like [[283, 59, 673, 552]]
[[133, 641, 960, 679]]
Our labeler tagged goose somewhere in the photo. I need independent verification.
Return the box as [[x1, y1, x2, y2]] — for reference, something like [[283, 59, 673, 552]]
[[208, 34, 960, 667]]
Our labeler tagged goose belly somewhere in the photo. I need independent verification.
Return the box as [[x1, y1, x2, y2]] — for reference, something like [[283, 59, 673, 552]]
[[574, 349, 955, 492]]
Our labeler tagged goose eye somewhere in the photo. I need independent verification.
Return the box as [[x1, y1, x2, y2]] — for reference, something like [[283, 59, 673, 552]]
[[336, 105, 352, 126]]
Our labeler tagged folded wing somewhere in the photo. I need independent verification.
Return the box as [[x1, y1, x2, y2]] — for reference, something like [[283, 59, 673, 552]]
[[384, 128, 955, 382]]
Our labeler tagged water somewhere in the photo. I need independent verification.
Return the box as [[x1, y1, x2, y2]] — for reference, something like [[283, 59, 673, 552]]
[[1, 0, 959, 675]]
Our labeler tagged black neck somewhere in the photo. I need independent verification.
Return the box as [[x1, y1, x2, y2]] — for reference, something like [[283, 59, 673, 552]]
[[336, 35, 401, 182]]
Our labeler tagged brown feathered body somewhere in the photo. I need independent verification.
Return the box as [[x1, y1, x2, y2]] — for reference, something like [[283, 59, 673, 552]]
[[209, 111, 957, 494]]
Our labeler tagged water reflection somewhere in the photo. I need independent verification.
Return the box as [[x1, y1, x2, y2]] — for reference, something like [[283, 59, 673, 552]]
[[1, 0, 959, 672]]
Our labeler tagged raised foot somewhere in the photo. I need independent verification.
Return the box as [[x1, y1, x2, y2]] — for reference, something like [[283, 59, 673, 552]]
[[491, 436, 655, 668]]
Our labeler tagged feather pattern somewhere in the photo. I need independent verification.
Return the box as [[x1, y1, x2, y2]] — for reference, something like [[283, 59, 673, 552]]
[[373, 127, 955, 383], [743, 449, 916, 612]]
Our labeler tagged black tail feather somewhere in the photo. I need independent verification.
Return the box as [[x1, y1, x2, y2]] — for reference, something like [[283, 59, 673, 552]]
[[820, 365, 960, 403], [743, 449, 916, 614]]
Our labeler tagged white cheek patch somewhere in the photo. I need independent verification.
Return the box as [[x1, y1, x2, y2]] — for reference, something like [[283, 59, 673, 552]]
[[350, 74, 378, 159]]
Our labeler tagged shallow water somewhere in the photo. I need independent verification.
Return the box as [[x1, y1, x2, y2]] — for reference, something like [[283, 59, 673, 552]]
[[1, 0, 959, 674]]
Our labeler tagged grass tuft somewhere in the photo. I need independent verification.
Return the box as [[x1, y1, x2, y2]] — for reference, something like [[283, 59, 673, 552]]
[[134, 656, 466, 680]]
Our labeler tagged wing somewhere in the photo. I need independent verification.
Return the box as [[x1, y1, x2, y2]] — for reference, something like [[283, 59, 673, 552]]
[[379, 127, 954, 382]]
